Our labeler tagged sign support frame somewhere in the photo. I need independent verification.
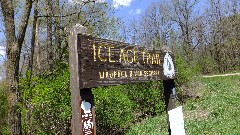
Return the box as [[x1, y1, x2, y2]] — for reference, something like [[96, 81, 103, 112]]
[[69, 24, 96, 135], [163, 79, 177, 135], [69, 24, 177, 135]]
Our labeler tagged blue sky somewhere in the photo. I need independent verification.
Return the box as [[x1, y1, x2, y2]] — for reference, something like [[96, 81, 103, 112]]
[[0, 46, 5, 80], [110, 0, 209, 21], [109, 0, 155, 22], [68, 0, 155, 24]]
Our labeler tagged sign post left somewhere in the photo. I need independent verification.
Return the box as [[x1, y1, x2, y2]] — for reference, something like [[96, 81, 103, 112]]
[[69, 24, 96, 135]]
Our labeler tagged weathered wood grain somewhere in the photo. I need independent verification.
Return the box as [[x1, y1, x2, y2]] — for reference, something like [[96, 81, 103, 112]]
[[77, 34, 176, 89]]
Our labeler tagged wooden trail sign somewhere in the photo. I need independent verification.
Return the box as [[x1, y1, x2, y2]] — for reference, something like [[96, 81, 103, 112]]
[[78, 34, 176, 88], [69, 24, 177, 135]]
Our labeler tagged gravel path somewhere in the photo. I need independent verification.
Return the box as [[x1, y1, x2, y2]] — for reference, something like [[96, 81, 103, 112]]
[[202, 73, 240, 78]]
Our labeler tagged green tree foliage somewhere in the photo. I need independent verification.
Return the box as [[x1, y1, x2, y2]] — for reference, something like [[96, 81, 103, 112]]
[[0, 80, 8, 134], [19, 63, 71, 134]]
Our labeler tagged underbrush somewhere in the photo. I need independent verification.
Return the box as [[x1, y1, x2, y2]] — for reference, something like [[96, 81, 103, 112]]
[[93, 81, 166, 135], [20, 65, 72, 134], [0, 80, 8, 134], [3, 54, 200, 134], [18, 63, 167, 135]]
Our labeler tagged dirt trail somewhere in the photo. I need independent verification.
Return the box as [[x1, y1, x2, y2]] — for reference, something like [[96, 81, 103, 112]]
[[202, 73, 240, 78]]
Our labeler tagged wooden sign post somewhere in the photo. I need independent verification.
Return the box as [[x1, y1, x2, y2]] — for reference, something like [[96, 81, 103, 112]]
[[69, 24, 96, 135], [163, 80, 177, 134], [69, 24, 177, 135]]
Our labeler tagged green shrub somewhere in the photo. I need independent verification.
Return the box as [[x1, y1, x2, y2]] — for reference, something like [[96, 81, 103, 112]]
[[199, 56, 216, 74], [175, 56, 200, 86], [0, 80, 8, 135], [93, 81, 166, 134], [20, 66, 71, 134], [125, 81, 165, 119], [93, 85, 135, 134], [175, 56, 201, 103], [19, 66, 167, 134]]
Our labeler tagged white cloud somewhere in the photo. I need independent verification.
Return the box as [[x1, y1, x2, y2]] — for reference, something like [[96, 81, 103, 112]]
[[0, 46, 6, 57], [0, 46, 5, 50], [129, 8, 141, 15], [113, 0, 133, 8], [136, 9, 141, 14], [0, 50, 5, 56]]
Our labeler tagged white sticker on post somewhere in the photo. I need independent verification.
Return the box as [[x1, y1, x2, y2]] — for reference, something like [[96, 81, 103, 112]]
[[168, 106, 186, 135], [163, 52, 175, 78]]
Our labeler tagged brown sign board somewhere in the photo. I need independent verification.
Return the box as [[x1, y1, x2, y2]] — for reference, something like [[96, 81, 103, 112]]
[[77, 34, 176, 89]]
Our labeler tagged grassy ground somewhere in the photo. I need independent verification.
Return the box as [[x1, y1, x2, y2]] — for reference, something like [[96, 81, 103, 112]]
[[126, 75, 240, 135]]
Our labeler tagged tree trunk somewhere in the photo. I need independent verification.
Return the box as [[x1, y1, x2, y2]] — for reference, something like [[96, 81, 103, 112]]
[[55, 0, 61, 60], [0, 0, 32, 134], [29, 0, 38, 76], [46, 0, 53, 71], [35, 17, 40, 74]]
